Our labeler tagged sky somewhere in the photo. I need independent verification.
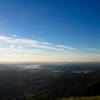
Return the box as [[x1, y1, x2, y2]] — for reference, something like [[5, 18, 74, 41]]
[[0, 0, 100, 62]]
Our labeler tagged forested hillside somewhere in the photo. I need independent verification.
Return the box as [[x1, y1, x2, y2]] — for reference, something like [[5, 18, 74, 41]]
[[0, 63, 100, 100]]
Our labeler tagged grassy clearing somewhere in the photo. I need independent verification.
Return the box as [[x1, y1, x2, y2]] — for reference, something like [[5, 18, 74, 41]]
[[57, 96, 100, 100]]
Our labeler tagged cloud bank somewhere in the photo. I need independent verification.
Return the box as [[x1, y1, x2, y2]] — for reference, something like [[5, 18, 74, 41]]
[[0, 35, 100, 62], [0, 35, 77, 51]]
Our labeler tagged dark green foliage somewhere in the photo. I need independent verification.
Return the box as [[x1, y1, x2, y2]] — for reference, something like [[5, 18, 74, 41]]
[[0, 63, 100, 100]]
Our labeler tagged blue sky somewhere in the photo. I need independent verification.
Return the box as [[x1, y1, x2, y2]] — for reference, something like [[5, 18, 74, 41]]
[[0, 0, 100, 62]]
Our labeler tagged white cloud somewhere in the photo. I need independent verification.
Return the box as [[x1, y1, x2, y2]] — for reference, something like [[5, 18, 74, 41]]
[[32, 44, 63, 50], [0, 35, 8, 40], [87, 48, 100, 52], [11, 35, 17, 37], [0, 35, 76, 51], [17, 45, 22, 50], [0, 35, 39, 45], [0, 35, 100, 62], [42, 42, 52, 45], [0, 35, 81, 62], [0, 47, 40, 55], [56, 45, 77, 50], [10, 45, 15, 49]]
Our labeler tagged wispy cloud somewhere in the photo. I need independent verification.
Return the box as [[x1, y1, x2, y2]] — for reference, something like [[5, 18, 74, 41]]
[[0, 35, 100, 62], [11, 34, 17, 37], [0, 35, 39, 45], [0, 35, 81, 62], [32, 44, 64, 50], [0, 47, 40, 55], [56, 45, 78, 50], [42, 42, 52, 45], [0, 35, 77, 51], [87, 48, 100, 52], [10, 45, 15, 49]]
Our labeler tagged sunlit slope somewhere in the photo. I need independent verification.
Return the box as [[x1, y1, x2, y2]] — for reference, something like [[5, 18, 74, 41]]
[[57, 96, 100, 100]]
